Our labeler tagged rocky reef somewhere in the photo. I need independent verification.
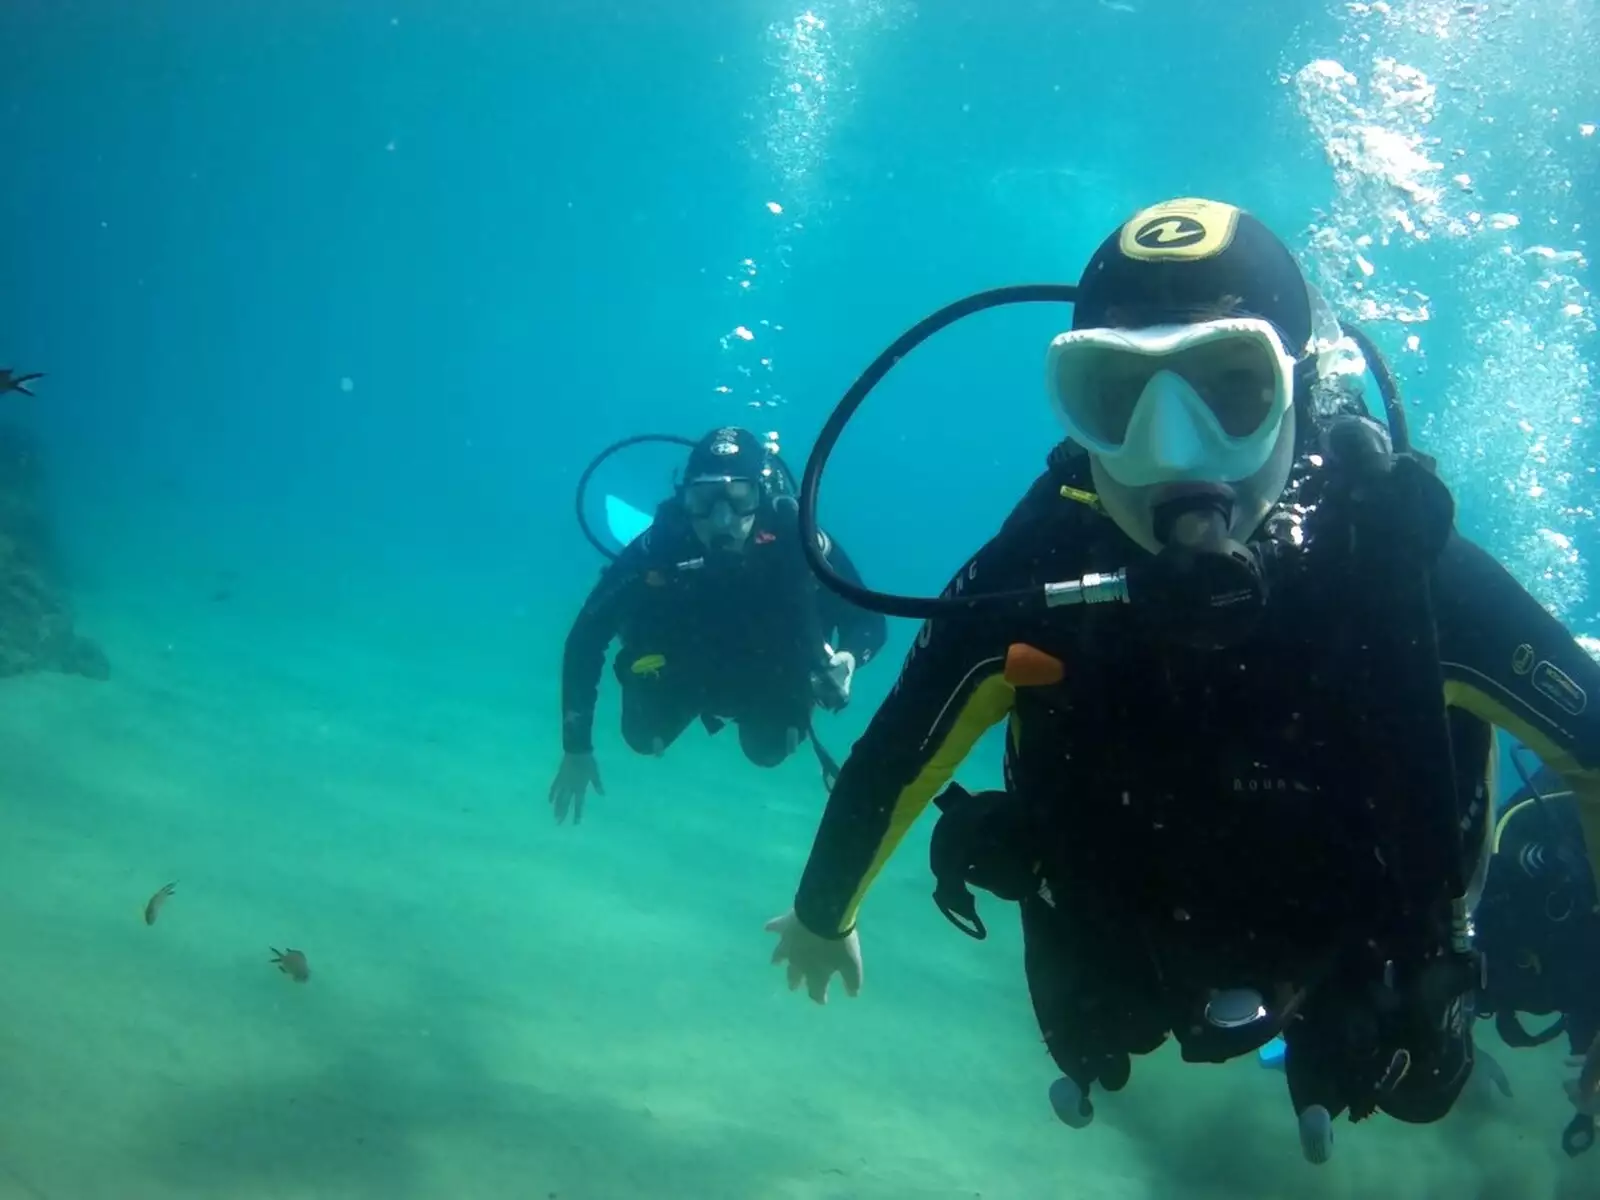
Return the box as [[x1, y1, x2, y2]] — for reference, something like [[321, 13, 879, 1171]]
[[0, 422, 108, 681]]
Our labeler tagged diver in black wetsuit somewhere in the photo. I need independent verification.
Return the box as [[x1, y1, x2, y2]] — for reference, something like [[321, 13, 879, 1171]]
[[550, 426, 886, 823], [762, 198, 1600, 1165], [1476, 761, 1600, 1156]]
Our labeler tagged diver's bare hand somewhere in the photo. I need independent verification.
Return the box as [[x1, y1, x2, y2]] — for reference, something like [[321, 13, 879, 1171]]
[[549, 752, 603, 825], [0, 369, 43, 397], [765, 909, 862, 1004]]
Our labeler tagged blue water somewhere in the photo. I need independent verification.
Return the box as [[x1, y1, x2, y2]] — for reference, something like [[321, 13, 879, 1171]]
[[1, 2, 1597, 1197]]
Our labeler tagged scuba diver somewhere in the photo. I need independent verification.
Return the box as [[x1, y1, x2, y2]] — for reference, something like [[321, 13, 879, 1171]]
[[550, 425, 887, 824], [761, 197, 1600, 1164], [1475, 757, 1600, 1157]]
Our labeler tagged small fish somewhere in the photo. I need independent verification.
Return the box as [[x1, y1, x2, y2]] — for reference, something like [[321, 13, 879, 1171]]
[[270, 946, 311, 983], [0, 369, 43, 397], [144, 881, 177, 925]]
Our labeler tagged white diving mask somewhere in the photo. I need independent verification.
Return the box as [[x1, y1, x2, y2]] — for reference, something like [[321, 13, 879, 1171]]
[[1046, 317, 1299, 489]]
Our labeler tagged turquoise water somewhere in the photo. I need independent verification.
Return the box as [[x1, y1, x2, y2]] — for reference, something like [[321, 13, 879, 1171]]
[[1, 2, 1597, 1197]]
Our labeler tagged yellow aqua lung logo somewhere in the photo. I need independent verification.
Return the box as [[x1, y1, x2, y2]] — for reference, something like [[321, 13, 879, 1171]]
[[1119, 198, 1241, 262]]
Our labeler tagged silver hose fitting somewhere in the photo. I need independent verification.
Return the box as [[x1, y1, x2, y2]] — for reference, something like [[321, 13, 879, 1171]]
[[1044, 570, 1130, 608]]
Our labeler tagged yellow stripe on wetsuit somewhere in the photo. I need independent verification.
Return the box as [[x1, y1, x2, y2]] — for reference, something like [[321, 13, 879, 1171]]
[[1447, 679, 1600, 886], [830, 675, 1585, 937], [834, 672, 1018, 933]]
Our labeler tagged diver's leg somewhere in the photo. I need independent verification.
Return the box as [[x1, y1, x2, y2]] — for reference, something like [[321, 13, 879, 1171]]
[[736, 718, 802, 768], [1021, 894, 1098, 1127], [1022, 891, 1161, 1127], [1283, 1012, 1346, 1115], [616, 653, 702, 757], [1280, 985, 1369, 1164], [1283, 996, 1353, 1164], [1376, 1002, 1474, 1124], [733, 673, 812, 768]]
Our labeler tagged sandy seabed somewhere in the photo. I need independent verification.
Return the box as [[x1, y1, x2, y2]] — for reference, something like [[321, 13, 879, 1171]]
[[1, 586, 1596, 1200]]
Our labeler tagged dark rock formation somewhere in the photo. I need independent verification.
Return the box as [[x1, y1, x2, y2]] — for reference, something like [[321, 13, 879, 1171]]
[[0, 422, 108, 681]]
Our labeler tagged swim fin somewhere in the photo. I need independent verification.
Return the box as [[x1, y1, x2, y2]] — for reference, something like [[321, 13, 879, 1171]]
[[604, 493, 654, 547]]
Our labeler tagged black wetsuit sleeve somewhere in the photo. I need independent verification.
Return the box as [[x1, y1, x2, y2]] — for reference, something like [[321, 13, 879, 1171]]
[[1433, 533, 1600, 887], [560, 540, 651, 755], [793, 533, 1034, 938], [816, 536, 888, 667]]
